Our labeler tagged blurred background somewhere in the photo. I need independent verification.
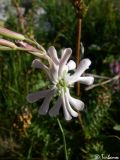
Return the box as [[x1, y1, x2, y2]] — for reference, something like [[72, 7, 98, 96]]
[[0, 0, 120, 159]]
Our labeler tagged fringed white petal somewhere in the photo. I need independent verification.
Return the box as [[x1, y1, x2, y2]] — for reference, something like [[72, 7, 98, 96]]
[[47, 46, 59, 65], [71, 76, 94, 85], [66, 89, 84, 111], [75, 58, 91, 76], [69, 59, 91, 83], [58, 48, 72, 77], [32, 59, 40, 68], [62, 90, 72, 121], [49, 97, 62, 117], [32, 59, 48, 70], [67, 60, 76, 71], [65, 92, 78, 117], [50, 63, 59, 82], [38, 90, 55, 115], [31, 59, 49, 76], [26, 89, 51, 103]]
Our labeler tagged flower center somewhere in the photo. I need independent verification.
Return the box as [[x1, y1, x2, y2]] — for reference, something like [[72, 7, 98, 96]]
[[56, 78, 67, 94]]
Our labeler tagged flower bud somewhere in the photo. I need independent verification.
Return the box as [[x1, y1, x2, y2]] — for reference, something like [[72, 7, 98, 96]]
[[0, 27, 25, 40], [0, 39, 17, 48], [16, 41, 39, 52]]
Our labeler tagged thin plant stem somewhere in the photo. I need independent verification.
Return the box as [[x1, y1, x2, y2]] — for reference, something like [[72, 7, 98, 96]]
[[85, 73, 110, 79], [85, 74, 120, 91], [57, 118, 68, 160], [72, 0, 86, 130], [27, 138, 34, 160], [75, 18, 84, 129], [78, 112, 84, 130], [75, 18, 82, 96]]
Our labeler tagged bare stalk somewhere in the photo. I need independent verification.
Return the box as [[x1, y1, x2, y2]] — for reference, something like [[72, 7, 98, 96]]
[[71, 0, 86, 96], [71, 0, 87, 129], [85, 74, 120, 91], [75, 18, 82, 96]]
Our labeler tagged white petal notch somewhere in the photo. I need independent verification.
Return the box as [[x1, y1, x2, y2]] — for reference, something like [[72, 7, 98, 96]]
[[38, 90, 55, 115], [67, 60, 76, 71], [66, 88, 84, 111], [69, 59, 91, 83], [65, 93, 78, 117], [59, 48, 72, 77], [75, 58, 91, 76], [49, 97, 62, 117]]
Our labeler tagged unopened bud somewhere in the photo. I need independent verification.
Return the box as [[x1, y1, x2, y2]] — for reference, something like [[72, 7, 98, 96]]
[[16, 41, 39, 52], [0, 39, 17, 48], [0, 27, 25, 40]]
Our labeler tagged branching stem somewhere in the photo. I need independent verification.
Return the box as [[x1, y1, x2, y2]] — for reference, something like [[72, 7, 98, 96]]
[[85, 74, 120, 91]]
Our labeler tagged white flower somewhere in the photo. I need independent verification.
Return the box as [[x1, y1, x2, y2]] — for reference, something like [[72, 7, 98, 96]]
[[27, 46, 94, 120]]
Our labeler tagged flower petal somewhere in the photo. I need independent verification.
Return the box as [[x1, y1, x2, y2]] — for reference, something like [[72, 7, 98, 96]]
[[32, 59, 50, 78], [32, 59, 48, 69], [67, 60, 76, 71], [75, 59, 91, 75], [62, 90, 72, 121], [69, 59, 91, 83], [72, 76, 94, 85], [67, 89, 84, 111], [65, 92, 78, 117], [49, 63, 59, 82], [31, 59, 41, 68], [47, 46, 59, 65], [26, 89, 51, 103], [38, 90, 55, 115], [49, 97, 62, 117], [58, 48, 72, 76]]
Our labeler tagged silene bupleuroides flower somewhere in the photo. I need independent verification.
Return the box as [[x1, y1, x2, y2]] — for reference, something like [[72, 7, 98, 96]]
[[27, 46, 94, 120]]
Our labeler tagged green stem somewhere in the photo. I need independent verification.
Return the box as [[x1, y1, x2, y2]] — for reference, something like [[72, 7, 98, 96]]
[[25, 38, 46, 53], [57, 118, 68, 160], [25, 38, 37, 46]]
